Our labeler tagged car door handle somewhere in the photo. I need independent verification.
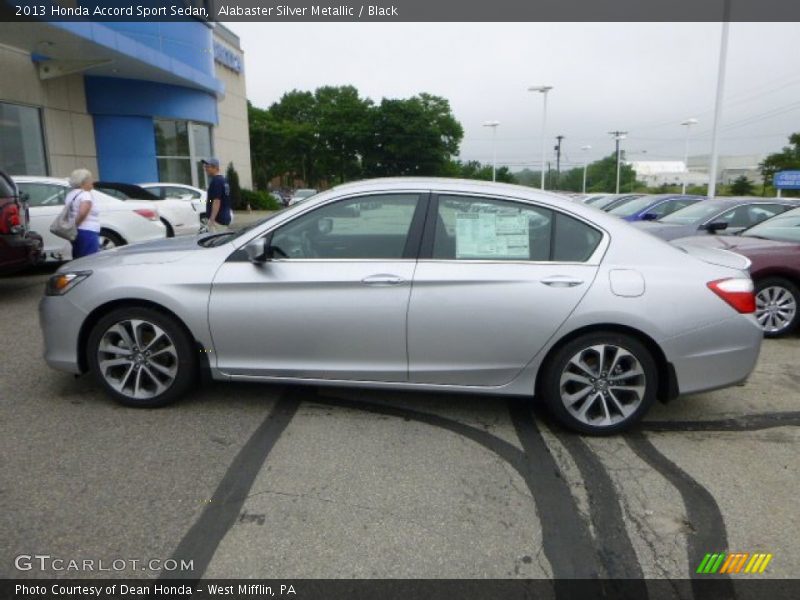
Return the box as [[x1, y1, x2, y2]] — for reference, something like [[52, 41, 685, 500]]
[[541, 276, 584, 288], [361, 274, 405, 286]]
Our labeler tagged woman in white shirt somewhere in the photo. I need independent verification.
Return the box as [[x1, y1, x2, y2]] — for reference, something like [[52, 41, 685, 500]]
[[66, 168, 101, 258]]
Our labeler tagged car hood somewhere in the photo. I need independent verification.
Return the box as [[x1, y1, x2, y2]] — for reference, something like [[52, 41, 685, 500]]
[[60, 233, 219, 271]]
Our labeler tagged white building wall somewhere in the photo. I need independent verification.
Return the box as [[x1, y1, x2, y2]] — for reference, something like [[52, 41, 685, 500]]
[[0, 43, 98, 177], [212, 29, 252, 189]]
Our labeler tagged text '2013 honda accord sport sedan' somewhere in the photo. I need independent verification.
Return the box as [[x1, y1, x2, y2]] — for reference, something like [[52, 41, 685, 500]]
[[39, 179, 763, 434]]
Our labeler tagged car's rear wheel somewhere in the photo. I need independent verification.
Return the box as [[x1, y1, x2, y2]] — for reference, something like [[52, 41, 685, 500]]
[[99, 228, 125, 251], [87, 307, 197, 408], [540, 332, 658, 435], [755, 277, 799, 338]]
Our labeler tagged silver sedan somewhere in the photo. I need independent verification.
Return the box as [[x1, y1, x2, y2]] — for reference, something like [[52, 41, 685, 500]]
[[39, 178, 763, 434]]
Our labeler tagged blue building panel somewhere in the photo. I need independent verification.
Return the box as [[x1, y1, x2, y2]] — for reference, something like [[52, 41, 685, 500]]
[[85, 77, 218, 124], [93, 115, 158, 183]]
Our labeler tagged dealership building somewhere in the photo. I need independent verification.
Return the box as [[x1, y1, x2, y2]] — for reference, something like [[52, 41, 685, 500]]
[[0, 19, 252, 189]]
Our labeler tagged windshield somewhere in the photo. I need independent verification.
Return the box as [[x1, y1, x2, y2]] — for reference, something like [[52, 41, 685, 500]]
[[609, 196, 660, 217], [741, 210, 800, 243], [198, 208, 289, 247], [660, 202, 725, 225]]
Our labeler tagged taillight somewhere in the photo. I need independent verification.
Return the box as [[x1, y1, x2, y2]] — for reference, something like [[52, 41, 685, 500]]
[[707, 278, 756, 314], [134, 208, 159, 221], [0, 202, 21, 234]]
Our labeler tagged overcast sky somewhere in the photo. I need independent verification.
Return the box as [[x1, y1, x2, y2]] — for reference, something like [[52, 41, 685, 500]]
[[229, 22, 800, 170]]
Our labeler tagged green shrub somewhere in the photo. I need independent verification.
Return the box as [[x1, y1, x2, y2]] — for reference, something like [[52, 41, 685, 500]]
[[226, 163, 243, 210], [240, 189, 281, 211]]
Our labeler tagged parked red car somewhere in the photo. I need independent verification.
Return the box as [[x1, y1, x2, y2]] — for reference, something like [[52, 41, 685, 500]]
[[673, 207, 800, 337], [0, 169, 43, 275]]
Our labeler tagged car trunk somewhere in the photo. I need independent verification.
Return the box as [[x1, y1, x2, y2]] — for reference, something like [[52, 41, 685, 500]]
[[673, 241, 752, 271]]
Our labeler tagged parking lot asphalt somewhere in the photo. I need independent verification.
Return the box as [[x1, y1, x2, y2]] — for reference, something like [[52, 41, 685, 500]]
[[1, 258, 799, 584]]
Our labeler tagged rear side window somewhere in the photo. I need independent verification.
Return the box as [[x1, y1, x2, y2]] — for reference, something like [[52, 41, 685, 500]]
[[552, 213, 603, 261], [431, 195, 602, 262], [16, 182, 66, 206]]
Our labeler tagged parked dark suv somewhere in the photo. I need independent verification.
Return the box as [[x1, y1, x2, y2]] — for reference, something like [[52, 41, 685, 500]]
[[0, 169, 43, 275]]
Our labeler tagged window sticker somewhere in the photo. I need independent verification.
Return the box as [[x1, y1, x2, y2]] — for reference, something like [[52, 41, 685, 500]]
[[455, 213, 530, 258]]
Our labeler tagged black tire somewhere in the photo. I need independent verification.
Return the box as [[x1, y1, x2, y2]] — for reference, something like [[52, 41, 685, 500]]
[[87, 306, 198, 408], [161, 218, 175, 238], [755, 277, 800, 338], [539, 332, 658, 435], [99, 228, 125, 251]]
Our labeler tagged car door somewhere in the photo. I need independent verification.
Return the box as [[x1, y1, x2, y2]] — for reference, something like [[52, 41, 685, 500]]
[[16, 181, 71, 259], [407, 194, 604, 386], [208, 192, 427, 381]]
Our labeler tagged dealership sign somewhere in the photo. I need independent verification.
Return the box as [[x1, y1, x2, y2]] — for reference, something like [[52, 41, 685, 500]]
[[214, 42, 242, 73], [774, 170, 800, 190]]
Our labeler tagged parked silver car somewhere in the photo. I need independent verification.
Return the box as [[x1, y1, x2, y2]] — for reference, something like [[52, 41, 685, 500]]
[[39, 178, 762, 434]]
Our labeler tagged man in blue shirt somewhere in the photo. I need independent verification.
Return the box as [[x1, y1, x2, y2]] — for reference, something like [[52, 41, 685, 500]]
[[201, 158, 232, 232]]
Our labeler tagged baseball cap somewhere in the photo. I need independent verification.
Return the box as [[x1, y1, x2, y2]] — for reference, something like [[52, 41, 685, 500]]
[[201, 158, 220, 168]]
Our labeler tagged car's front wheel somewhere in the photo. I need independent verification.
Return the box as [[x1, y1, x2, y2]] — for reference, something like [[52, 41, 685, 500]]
[[87, 306, 198, 407], [540, 332, 658, 435], [755, 277, 799, 338]]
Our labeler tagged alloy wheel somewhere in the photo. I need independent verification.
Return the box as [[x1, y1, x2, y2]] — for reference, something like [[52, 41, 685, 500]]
[[559, 344, 647, 428], [96, 319, 178, 399], [99, 235, 116, 251], [755, 285, 797, 335]]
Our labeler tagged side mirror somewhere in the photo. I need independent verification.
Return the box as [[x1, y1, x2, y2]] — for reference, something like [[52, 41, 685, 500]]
[[244, 238, 268, 263], [640, 212, 658, 221], [704, 221, 728, 233], [317, 217, 333, 235]]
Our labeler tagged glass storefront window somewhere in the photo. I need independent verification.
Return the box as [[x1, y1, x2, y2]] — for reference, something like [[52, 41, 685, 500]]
[[0, 102, 48, 175], [154, 119, 212, 187]]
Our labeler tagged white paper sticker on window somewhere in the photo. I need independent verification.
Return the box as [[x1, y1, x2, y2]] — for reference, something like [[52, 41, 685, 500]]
[[455, 213, 529, 258]]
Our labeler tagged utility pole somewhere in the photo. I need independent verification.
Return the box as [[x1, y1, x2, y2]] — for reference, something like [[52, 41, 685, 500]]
[[554, 135, 564, 189], [608, 130, 628, 193]]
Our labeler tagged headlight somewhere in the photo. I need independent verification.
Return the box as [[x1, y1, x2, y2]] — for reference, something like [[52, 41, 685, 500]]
[[45, 271, 92, 296]]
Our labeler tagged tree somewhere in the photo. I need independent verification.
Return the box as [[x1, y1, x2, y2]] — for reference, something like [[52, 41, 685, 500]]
[[552, 154, 639, 193], [226, 162, 242, 210], [730, 175, 755, 196], [249, 88, 464, 188], [760, 133, 800, 197], [450, 160, 515, 183], [359, 93, 464, 178]]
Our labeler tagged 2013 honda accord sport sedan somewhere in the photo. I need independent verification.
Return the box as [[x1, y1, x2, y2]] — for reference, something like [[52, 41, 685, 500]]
[[39, 178, 763, 434]]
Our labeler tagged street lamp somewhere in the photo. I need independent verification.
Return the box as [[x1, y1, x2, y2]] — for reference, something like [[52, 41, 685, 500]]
[[680, 118, 698, 194], [483, 120, 500, 182], [609, 131, 628, 193], [708, 3, 731, 198], [581, 145, 592, 194], [528, 85, 553, 190]]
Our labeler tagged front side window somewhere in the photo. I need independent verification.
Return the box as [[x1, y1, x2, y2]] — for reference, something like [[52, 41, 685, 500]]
[[0, 103, 47, 176], [270, 194, 420, 259], [154, 119, 212, 188], [715, 204, 788, 228], [16, 182, 65, 207], [743, 210, 800, 242], [432, 195, 601, 262]]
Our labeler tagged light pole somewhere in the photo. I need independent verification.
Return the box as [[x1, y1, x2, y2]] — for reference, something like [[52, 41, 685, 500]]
[[708, 4, 731, 198], [609, 131, 628, 193], [681, 118, 698, 194], [483, 120, 500, 182], [581, 145, 592, 194], [528, 85, 553, 190]]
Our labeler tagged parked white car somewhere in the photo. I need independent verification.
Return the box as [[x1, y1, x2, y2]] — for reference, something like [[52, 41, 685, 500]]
[[139, 182, 206, 215], [14, 177, 166, 261], [92, 182, 202, 238]]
